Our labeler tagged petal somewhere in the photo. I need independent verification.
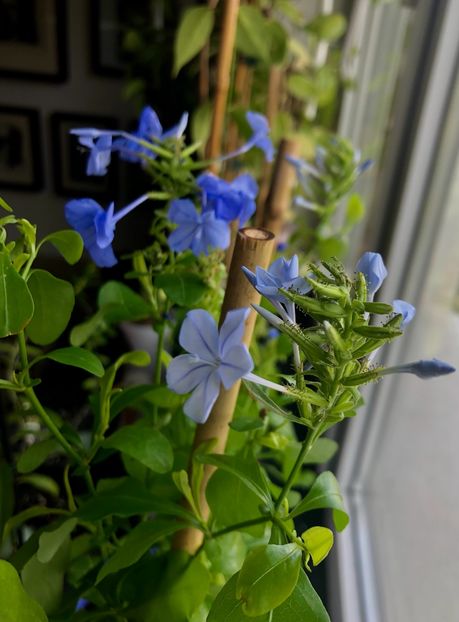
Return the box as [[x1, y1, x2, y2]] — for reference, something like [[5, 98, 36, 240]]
[[246, 111, 269, 135], [161, 112, 189, 139], [231, 174, 259, 199], [198, 213, 230, 254], [183, 370, 221, 423], [94, 203, 116, 249], [237, 197, 256, 226], [254, 135, 274, 162], [393, 299, 416, 328], [168, 223, 199, 252], [65, 198, 102, 233], [86, 241, 117, 268], [179, 309, 219, 361], [355, 252, 388, 299], [166, 353, 214, 394], [168, 199, 199, 225], [218, 307, 250, 358], [242, 266, 257, 288], [218, 344, 254, 389], [138, 106, 162, 138], [269, 255, 299, 282]]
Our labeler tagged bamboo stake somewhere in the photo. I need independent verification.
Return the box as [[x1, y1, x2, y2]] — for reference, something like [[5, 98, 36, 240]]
[[255, 138, 301, 237], [207, 0, 241, 171], [224, 60, 253, 177], [174, 227, 275, 554], [256, 66, 284, 210], [199, 0, 219, 103]]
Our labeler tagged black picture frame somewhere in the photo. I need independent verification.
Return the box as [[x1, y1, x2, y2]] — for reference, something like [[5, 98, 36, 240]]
[[90, 0, 125, 78], [0, 106, 43, 191], [0, 0, 67, 82], [51, 113, 119, 200]]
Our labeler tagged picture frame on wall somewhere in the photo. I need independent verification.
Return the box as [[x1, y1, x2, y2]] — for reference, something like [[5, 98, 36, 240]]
[[0, 0, 67, 82], [51, 113, 118, 199], [0, 106, 43, 191], [90, 0, 125, 78]]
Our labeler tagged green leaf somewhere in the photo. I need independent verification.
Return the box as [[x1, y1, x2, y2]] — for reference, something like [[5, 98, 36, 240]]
[[97, 520, 183, 583], [317, 236, 347, 260], [26, 270, 74, 345], [21, 535, 69, 614], [37, 518, 77, 563], [302, 526, 334, 566], [306, 12, 347, 41], [155, 272, 208, 307], [197, 453, 271, 505], [17, 439, 61, 474], [17, 474, 59, 498], [173, 6, 214, 76], [208, 569, 330, 622], [191, 102, 213, 155], [0, 560, 48, 622], [69, 308, 106, 347], [44, 347, 104, 377], [289, 471, 349, 531], [229, 416, 265, 432], [76, 478, 195, 523], [97, 280, 150, 323], [345, 193, 365, 226], [104, 422, 173, 473], [237, 544, 302, 616], [2, 507, 69, 544], [0, 251, 34, 337], [236, 6, 270, 63], [266, 20, 288, 64], [40, 230, 83, 265], [0, 196, 13, 212]]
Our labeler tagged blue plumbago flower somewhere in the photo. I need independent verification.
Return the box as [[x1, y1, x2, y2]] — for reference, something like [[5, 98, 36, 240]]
[[197, 172, 258, 225], [355, 252, 388, 300], [266, 327, 280, 341], [167, 198, 230, 256], [75, 598, 89, 611], [65, 194, 149, 267], [381, 358, 455, 379], [222, 111, 274, 162], [243, 255, 310, 321], [71, 133, 113, 176], [116, 106, 189, 164], [392, 299, 416, 328], [166, 308, 254, 423]]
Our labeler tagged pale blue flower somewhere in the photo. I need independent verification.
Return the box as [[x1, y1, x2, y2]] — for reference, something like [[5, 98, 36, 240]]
[[222, 111, 274, 162], [65, 194, 149, 267], [355, 252, 388, 300], [72, 133, 113, 176], [167, 199, 230, 256], [382, 359, 455, 379], [197, 172, 258, 225], [392, 299, 416, 329], [117, 106, 188, 164], [75, 598, 89, 611], [166, 308, 254, 423], [243, 255, 310, 304]]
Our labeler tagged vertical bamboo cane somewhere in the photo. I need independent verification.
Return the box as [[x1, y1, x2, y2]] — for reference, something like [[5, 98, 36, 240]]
[[256, 138, 301, 236], [256, 66, 284, 210], [199, 0, 219, 103], [174, 227, 275, 554], [207, 0, 240, 171]]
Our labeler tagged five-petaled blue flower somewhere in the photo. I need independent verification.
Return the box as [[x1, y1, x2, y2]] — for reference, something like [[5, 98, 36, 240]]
[[166, 308, 254, 423], [243, 255, 310, 321], [167, 199, 230, 256], [65, 194, 149, 267], [355, 252, 388, 300], [223, 111, 274, 162], [116, 106, 189, 164], [197, 172, 258, 225]]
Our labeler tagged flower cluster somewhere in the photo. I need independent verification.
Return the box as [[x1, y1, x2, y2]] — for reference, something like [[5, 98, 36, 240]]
[[65, 106, 273, 266]]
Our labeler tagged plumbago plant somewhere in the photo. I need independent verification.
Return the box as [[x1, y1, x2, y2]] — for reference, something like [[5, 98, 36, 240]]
[[0, 105, 455, 622]]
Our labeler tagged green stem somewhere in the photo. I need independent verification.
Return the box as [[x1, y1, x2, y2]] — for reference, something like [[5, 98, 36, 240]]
[[154, 323, 165, 387], [274, 427, 317, 512], [17, 332, 95, 492]]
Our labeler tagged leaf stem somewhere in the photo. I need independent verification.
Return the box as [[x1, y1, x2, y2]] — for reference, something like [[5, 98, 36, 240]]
[[210, 516, 271, 539]]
